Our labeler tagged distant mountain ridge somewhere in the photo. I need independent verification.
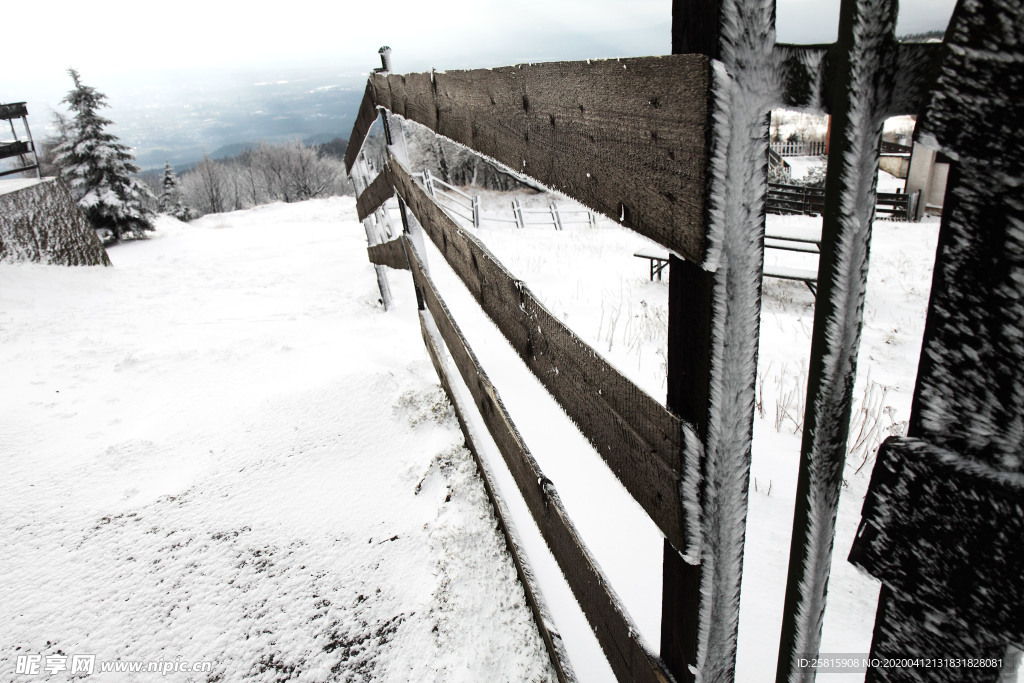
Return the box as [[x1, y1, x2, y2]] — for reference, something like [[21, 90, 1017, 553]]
[[161, 135, 348, 176], [99, 70, 368, 171]]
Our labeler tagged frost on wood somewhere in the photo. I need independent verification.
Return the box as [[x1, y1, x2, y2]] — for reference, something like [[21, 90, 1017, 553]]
[[0, 178, 111, 266], [849, 438, 1024, 640], [852, 0, 1024, 676], [911, 0, 1024, 471], [350, 154, 393, 310], [687, 0, 781, 679], [778, 0, 901, 677]]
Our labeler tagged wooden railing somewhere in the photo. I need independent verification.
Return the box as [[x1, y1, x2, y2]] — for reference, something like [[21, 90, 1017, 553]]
[[767, 183, 919, 220], [417, 170, 601, 230], [770, 140, 827, 157], [345, 0, 1024, 680]]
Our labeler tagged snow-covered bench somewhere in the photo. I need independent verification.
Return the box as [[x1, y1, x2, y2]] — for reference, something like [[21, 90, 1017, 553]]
[[635, 227, 820, 296], [633, 246, 670, 281]]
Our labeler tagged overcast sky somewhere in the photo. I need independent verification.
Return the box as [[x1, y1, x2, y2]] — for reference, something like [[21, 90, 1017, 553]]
[[4, 0, 956, 117]]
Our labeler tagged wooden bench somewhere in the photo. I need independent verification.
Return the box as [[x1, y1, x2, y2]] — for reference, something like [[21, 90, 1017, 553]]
[[636, 228, 820, 296], [634, 247, 670, 280]]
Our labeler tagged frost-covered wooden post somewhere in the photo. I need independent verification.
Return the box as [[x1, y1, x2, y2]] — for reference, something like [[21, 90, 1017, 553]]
[[661, 1, 775, 680], [776, 0, 903, 678], [848, 0, 1024, 679]]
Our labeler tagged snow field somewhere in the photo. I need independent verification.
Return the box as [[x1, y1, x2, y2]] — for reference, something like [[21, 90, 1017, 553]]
[[6, 185, 1005, 682], [0, 198, 554, 682]]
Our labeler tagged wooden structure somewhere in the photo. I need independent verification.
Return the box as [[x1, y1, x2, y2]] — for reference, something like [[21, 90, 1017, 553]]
[[345, 0, 1024, 680], [771, 140, 827, 157], [637, 226, 821, 295], [0, 102, 41, 179], [767, 182, 917, 220]]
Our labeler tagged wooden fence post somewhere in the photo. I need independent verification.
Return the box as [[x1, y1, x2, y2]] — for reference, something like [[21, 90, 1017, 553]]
[[512, 198, 524, 229], [776, 0, 901, 678], [358, 150, 399, 241], [848, 0, 1024, 679], [549, 203, 562, 231], [351, 150, 394, 310], [661, 1, 771, 681], [424, 169, 436, 198], [472, 195, 480, 228]]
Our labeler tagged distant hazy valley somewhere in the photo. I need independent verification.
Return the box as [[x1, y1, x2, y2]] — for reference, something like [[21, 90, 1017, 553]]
[[13, 65, 368, 172]]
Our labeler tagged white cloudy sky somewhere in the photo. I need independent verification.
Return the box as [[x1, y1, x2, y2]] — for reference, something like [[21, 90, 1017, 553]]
[[8, 0, 955, 82], [2, 0, 956, 148]]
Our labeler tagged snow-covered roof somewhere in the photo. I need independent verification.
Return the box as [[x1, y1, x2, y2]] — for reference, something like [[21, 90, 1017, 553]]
[[0, 176, 51, 196]]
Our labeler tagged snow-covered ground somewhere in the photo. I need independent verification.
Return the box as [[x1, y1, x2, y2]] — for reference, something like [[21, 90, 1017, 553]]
[[0, 199, 554, 682], [5, 189, 1013, 682]]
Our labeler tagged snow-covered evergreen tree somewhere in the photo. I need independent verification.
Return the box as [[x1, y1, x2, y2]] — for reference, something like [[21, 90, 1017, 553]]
[[159, 160, 195, 221], [54, 68, 154, 242]]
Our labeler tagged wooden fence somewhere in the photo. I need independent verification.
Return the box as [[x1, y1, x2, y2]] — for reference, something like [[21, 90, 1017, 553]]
[[416, 170, 600, 230], [767, 183, 919, 220], [345, 0, 1024, 680]]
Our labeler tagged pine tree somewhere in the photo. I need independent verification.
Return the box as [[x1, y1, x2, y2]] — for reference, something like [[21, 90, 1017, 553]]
[[159, 160, 195, 221], [54, 68, 154, 242]]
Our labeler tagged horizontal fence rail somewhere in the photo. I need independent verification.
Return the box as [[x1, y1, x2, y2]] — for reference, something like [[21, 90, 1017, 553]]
[[386, 154, 692, 553], [770, 140, 827, 157], [368, 54, 714, 264], [414, 297, 576, 683], [767, 182, 916, 220], [355, 170, 395, 222], [406, 239, 671, 683]]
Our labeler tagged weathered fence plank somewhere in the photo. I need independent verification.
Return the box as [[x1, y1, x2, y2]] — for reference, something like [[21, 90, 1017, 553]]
[[0, 102, 30, 120], [850, 438, 1024, 638], [371, 55, 713, 265], [388, 155, 689, 552], [0, 140, 32, 162], [355, 170, 395, 222], [344, 83, 379, 173], [366, 238, 409, 270], [406, 242, 671, 683]]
